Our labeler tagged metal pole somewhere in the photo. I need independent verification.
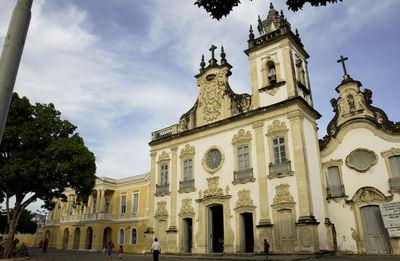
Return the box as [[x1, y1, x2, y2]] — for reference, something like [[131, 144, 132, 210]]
[[0, 0, 33, 144]]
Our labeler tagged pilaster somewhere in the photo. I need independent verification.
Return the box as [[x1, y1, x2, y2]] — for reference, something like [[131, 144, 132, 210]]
[[95, 189, 101, 213], [167, 145, 178, 252], [282, 44, 296, 98], [147, 151, 157, 229], [252, 121, 271, 225]]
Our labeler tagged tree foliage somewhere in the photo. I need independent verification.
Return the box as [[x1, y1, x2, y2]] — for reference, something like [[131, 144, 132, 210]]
[[194, 0, 343, 20], [0, 93, 96, 257]]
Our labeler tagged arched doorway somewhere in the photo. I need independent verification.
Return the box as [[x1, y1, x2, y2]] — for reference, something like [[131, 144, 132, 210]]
[[73, 228, 80, 249], [239, 212, 254, 253], [102, 227, 112, 248], [208, 204, 224, 253], [86, 227, 93, 250], [62, 228, 69, 249]]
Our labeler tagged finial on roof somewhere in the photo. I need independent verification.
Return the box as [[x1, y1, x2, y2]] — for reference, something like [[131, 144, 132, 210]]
[[270, 2, 274, 9], [209, 44, 217, 66], [220, 46, 227, 64], [280, 10, 284, 18], [295, 29, 299, 37], [249, 24, 254, 40], [200, 54, 205, 72]]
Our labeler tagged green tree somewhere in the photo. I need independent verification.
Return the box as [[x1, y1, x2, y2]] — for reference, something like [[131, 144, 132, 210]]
[[0, 208, 37, 234], [0, 93, 96, 258], [194, 0, 343, 20]]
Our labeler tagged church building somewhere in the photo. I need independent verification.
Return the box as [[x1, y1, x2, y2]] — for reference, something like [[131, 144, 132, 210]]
[[44, 3, 400, 255]]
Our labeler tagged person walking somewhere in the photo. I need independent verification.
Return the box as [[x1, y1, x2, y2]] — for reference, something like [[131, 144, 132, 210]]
[[151, 238, 161, 261], [264, 238, 270, 260], [118, 245, 123, 260], [104, 240, 114, 261], [42, 238, 48, 253]]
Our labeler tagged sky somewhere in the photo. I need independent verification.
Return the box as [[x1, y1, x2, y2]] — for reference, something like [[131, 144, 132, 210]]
[[0, 0, 399, 211]]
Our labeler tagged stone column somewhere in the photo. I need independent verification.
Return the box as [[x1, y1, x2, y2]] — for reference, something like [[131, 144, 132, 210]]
[[100, 189, 106, 212], [288, 111, 314, 220], [145, 151, 157, 252], [95, 189, 101, 213], [167, 146, 178, 252], [0, 0, 33, 143], [252, 121, 271, 224]]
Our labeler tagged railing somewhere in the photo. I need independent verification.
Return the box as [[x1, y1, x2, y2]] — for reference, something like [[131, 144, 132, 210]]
[[390, 177, 400, 191], [326, 185, 345, 198], [152, 124, 178, 141], [234, 168, 253, 181], [269, 161, 291, 175], [179, 179, 194, 190], [156, 184, 169, 194]]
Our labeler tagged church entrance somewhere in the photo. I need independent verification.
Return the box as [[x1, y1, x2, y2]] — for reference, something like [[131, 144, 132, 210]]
[[183, 218, 192, 253], [208, 204, 224, 253], [240, 212, 254, 253], [102, 227, 112, 248], [277, 209, 295, 253], [360, 205, 391, 254], [73, 228, 80, 249], [62, 228, 69, 249], [86, 227, 93, 249]]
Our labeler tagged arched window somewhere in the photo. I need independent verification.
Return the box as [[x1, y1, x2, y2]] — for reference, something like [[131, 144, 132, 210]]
[[131, 228, 137, 244], [267, 61, 277, 84], [119, 228, 124, 245]]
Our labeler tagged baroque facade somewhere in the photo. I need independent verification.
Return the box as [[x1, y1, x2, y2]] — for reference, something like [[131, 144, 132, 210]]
[[44, 3, 400, 255]]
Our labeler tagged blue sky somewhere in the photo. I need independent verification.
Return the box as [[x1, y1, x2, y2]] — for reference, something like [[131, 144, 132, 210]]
[[1, 0, 399, 211]]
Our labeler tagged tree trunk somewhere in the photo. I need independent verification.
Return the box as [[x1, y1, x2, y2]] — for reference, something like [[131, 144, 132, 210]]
[[2, 214, 19, 258]]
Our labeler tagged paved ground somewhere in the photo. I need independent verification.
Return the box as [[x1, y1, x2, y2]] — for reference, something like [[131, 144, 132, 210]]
[[11, 248, 399, 261]]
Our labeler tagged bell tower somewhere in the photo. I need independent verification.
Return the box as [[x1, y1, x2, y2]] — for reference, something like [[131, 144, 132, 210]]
[[244, 3, 312, 109]]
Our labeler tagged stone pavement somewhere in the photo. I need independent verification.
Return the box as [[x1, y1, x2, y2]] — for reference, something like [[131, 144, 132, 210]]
[[7, 248, 398, 261]]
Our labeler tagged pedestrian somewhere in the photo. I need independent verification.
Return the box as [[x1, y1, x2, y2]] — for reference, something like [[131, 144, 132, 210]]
[[151, 238, 161, 261], [264, 238, 270, 260], [118, 245, 123, 260], [104, 240, 114, 261], [42, 238, 48, 253]]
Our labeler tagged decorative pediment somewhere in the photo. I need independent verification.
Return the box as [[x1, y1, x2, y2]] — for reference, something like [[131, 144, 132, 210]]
[[179, 199, 195, 216], [232, 129, 252, 145], [202, 176, 224, 198], [273, 184, 294, 203], [154, 201, 168, 219], [157, 151, 170, 163], [266, 120, 288, 137], [381, 147, 400, 158], [234, 190, 255, 211], [350, 187, 392, 204], [180, 144, 195, 158]]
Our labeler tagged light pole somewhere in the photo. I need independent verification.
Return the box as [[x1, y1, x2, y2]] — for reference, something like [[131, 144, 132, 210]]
[[0, 0, 33, 144]]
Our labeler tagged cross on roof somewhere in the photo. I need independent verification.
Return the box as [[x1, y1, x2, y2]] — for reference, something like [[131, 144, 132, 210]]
[[337, 55, 350, 79], [209, 44, 217, 65]]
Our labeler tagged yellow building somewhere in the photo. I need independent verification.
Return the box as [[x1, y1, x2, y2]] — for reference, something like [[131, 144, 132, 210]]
[[43, 173, 150, 253]]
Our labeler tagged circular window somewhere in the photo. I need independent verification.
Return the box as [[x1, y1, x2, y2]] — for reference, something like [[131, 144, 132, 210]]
[[206, 149, 222, 170], [202, 146, 224, 173]]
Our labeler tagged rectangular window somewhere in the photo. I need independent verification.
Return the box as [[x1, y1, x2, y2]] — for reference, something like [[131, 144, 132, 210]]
[[160, 164, 168, 185], [104, 197, 110, 213], [92, 199, 97, 213], [120, 195, 127, 213], [237, 145, 250, 171], [132, 193, 139, 214], [273, 137, 286, 164], [69, 203, 73, 216], [183, 158, 193, 181], [328, 166, 343, 197], [389, 156, 400, 177]]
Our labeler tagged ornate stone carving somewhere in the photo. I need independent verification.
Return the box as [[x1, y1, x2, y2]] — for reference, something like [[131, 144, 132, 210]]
[[235, 190, 255, 210], [203, 176, 224, 198], [180, 144, 195, 158], [301, 228, 312, 248], [197, 68, 229, 122], [273, 184, 294, 203], [154, 201, 168, 219], [346, 148, 377, 173], [179, 199, 195, 216], [157, 151, 170, 162], [351, 187, 392, 204], [231, 129, 252, 145], [266, 120, 288, 137]]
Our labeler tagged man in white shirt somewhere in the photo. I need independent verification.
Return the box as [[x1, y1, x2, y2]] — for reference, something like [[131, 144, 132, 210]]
[[151, 238, 161, 261]]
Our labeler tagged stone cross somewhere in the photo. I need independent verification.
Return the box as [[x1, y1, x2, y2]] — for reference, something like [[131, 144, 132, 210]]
[[209, 44, 217, 65], [337, 55, 349, 78]]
